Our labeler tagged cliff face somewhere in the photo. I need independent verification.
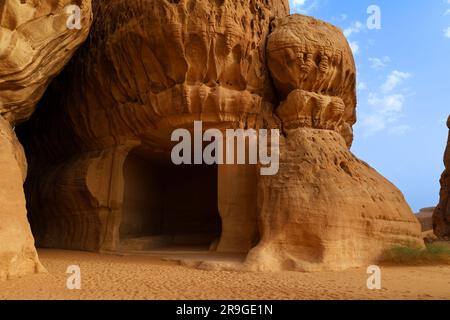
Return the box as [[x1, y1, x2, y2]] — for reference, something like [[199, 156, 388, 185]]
[[434, 116, 450, 238], [1, 0, 424, 276], [0, 0, 92, 280]]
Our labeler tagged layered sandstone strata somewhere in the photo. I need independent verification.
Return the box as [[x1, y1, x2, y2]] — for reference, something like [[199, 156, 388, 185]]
[[0, 0, 92, 279], [433, 116, 450, 238], [15, 3, 423, 272]]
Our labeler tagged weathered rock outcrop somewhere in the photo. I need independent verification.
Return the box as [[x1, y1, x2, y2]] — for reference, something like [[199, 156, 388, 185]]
[[246, 128, 422, 271], [433, 116, 450, 238], [0, 0, 92, 279], [15, 3, 422, 271], [417, 207, 434, 232], [242, 15, 422, 271], [267, 15, 356, 147], [0, 0, 92, 124], [20, 0, 289, 253], [0, 116, 44, 280]]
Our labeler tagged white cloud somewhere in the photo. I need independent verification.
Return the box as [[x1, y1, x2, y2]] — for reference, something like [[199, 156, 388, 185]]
[[348, 41, 359, 55], [343, 21, 364, 38], [445, 9, 450, 15], [289, 0, 320, 14], [291, 0, 307, 6], [380, 70, 411, 93], [444, 27, 450, 38], [342, 21, 365, 56], [357, 81, 367, 91], [359, 114, 387, 136], [359, 93, 407, 137], [368, 56, 391, 70], [368, 93, 405, 114], [358, 70, 412, 137]]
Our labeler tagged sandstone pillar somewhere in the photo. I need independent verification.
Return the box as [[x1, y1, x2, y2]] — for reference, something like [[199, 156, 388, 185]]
[[433, 116, 450, 238], [0, 116, 43, 280], [217, 164, 259, 253]]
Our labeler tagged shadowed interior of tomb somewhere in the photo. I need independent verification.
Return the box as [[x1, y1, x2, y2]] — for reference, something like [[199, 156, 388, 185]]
[[119, 149, 222, 251]]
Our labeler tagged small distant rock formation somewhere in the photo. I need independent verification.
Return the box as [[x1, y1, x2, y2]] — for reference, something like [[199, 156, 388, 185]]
[[433, 116, 450, 238], [1, 0, 423, 278], [0, 0, 92, 280], [416, 207, 435, 232]]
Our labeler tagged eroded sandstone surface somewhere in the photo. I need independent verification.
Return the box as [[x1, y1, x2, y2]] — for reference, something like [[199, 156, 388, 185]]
[[242, 15, 422, 271], [19, 0, 290, 253], [0, 0, 92, 124], [434, 116, 450, 238], [1, 0, 423, 276], [0, 0, 92, 279], [18, 3, 423, 272], [0, 116, 44, 280], [246, 128, 422, 271]]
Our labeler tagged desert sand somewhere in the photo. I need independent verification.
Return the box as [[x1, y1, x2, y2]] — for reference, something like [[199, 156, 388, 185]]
[[0, 249, 449, 300]]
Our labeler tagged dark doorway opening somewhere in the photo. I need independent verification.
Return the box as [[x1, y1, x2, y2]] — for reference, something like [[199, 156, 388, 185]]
[[119, 149, 222, 252]]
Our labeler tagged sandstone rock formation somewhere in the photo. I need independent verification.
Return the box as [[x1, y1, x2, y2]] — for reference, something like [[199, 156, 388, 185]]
[[416, 207, 434, 232], [0, 116, 44, 280], [0, 0, 92, 124], [19, 0, 289, 253], [246, 128, 423, 271], [267, 15, 356, 147], [9, 1, 423, 273], [433, 116, 450, 238], [0, 0, 92, 279], [242, 15, 422, 271]]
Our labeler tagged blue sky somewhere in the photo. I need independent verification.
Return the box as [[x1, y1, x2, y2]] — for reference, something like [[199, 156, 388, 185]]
[[288, 0, 450, 212]]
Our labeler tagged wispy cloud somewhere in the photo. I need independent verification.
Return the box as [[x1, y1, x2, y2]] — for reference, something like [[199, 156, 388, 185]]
[[368, 56, 391, 70], [380, 70, 411, 93], [289, 0, 321, 14], [342, 21, 365, 56], [445, 1, 450, 37], [343, 21, 364, 37], [444, 27, 450, 38], [358, 70, 413, 137], [357, 81, 367, 91], [348, 41, 359, 55], [368, 93, 405, 114]]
